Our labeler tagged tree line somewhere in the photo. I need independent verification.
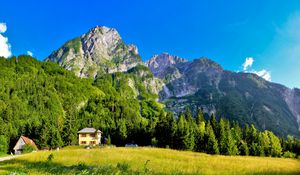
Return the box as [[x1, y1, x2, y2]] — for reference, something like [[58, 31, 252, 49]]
[[153, 109, 300, 158]]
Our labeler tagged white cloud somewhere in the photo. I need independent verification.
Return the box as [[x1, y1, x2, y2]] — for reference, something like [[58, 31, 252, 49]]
[[27, 51, 33, 57], [242, 57, 254, 71], [0, 23, 12, 58], [241, 57, 271, 81], [252, 69, 271, 81], [0, 23, 7, 33]]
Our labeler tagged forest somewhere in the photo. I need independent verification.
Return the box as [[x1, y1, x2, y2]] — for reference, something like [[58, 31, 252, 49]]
[[0, 55, 299, 158]]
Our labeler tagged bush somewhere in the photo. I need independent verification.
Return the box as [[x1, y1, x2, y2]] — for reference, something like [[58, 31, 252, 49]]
[[22, 144, 36, 153], [282, 151, 296, 158], [47, 153, 54, 162], [151, 137, 158, 147], [116, 162, 130, 172]]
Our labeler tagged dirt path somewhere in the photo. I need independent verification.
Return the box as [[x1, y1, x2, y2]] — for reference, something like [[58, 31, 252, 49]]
[[0, 155, 21, 162]]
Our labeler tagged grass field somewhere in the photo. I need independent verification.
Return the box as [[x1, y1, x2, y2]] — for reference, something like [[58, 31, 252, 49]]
[[0, 153, 8, 158], [0, 147, 299, 175]]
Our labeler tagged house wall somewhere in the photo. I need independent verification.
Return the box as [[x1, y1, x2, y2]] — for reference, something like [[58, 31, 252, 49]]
[[78, 133, 101, 146], [13, 138, 25, 154]]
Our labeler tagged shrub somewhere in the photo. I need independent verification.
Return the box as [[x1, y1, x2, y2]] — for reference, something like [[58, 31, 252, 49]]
[[116, 162, 130, 172], [151, 137, 158, 147], [22, 144, 36, 153], [47, 153, 54, 162], [282, 151, 296, 158]]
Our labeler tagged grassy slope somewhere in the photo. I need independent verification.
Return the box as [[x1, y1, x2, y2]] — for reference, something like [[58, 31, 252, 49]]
[[0, 147, 299, 175]]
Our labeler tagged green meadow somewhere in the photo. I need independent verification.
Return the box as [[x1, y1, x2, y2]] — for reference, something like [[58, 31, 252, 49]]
[[0, 147, 299, 175]]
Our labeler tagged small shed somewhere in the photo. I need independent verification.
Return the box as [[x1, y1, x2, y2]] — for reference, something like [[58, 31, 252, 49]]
[[13, 136, 37, 154]]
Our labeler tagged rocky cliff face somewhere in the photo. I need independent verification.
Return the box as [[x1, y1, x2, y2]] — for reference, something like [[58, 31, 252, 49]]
[[284, 88, 300, 130], [148, 53, 300, 137], [146, 53, 187, 80], [45, 26, 141, 78]]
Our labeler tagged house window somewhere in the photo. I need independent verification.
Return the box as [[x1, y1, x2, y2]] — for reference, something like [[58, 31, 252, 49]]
[[90, 134, 95, 137], [81, 141, 87, 144], [81, 134, 86, 137], [90, 141, 96, 145]]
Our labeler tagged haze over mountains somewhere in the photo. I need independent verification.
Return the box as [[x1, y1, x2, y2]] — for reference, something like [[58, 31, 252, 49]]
[[46, 26, 300, 137]]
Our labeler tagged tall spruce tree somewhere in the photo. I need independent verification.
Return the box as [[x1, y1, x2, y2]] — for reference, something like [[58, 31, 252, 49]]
[[205, 121, 219, 154], [195, 108, 205, 125], [210, 113, 219, 138]]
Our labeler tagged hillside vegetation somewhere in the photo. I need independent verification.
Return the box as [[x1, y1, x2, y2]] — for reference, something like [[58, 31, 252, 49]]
[[0, 55, 164, 150], [0, 147, 300, 175], [0, 56, 299, 159]]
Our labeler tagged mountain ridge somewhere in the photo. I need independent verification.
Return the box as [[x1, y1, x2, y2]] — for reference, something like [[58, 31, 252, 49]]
[[45, 26, 300, 137]]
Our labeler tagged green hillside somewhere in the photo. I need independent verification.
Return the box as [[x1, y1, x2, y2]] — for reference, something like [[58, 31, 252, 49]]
[[0, 55, 164, 150]]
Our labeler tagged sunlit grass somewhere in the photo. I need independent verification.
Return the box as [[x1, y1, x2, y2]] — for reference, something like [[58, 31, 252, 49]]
[[0, 153, 8, 158], [0, 147, 299, 174]]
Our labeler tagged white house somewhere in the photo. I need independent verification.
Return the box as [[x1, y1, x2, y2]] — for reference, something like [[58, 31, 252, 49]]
[[78, 128, 102, 146]]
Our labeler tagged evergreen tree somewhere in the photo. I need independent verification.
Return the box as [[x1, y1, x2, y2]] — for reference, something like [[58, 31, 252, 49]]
[[218, 118, 227, 154], [195, 108, 205, 125], [239, 140, 249, 156], [210, 113, 218, 138], [245, 124, 258, 155], [226, 121, 239, 155], [174, 114, 186, 150], [205, 121, 219, 154], [195, 120, 206, 152], [155, 112, 176, 148], [218, 119, 238, 155]]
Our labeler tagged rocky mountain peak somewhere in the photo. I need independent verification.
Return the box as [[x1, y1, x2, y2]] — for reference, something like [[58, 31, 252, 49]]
[[82, 26, 122, 53], [45, 26, 141, 78], [146, 53, 187, 77]]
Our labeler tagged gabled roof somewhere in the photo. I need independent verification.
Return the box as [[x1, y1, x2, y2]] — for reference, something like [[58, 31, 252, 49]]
[[78, 127, 102, 134], [21, 136, 37, 149], [14, 136, 38, 150]]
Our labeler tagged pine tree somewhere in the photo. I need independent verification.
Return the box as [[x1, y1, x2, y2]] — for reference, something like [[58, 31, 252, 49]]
[[210, 113, 218, 138], [226, 122, 239, 155], [195, 120, 206, 152], [245, 124, 258, 155], [205, 121, 219, 154], [218, 119, 238, 155], [218, 118, 227, 154], [155, 112, 176, 148], [239, 140, 249, 156], [195, 108, 205, 125], [174, 114, 186, 150]]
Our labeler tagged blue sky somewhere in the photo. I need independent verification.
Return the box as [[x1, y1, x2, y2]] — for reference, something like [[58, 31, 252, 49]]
[[0, 0, 300, 88]]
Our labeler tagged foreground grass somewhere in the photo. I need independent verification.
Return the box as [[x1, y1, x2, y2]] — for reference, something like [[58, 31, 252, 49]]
[[0, 147, 299, 175], [0, 153, 8, 158]]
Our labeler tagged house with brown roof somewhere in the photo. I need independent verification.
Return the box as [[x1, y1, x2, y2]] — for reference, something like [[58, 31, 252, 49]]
[[13, 136, 38, 154], [78, 128, 102, 146]]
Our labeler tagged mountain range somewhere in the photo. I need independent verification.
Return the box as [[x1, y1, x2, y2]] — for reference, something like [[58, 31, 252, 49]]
[[46, 26, 300, 137]]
